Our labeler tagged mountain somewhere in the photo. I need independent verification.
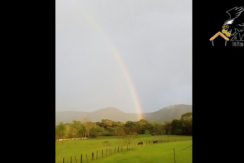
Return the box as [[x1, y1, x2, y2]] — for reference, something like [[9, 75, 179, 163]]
[[56, 107, 138, 124], [83, 107, 138, 122], [56, 104, 192, 124], [56, 111, 89, 123], [143, 104, 192, 122]]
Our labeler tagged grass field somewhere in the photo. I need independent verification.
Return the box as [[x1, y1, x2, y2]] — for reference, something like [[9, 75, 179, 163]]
[[56, 135, 192, 163]]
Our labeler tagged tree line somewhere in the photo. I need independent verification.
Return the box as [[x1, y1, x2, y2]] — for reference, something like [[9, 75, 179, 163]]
[[56, 112, 192, 140]]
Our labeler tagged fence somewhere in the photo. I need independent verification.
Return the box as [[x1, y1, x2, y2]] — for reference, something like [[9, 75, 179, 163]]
[[60, 144, 136, 163], [59, 137, 192, 163]]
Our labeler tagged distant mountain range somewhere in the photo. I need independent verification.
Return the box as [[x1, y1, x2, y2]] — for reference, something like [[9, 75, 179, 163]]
[[56, 104, 192, 124]]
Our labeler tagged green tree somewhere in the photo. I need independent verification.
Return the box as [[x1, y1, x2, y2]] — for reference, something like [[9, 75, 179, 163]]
[[136, 119, 153, 134], [124, 121, 137, 135], [56, 122, 65, 139], [72, 121, 86, 137], [113, 127, 125, 136], [171, 120, 183, 135], [151, 123, 164, 135], [163, 122, 172, 135], [181, 112, 192, 135]]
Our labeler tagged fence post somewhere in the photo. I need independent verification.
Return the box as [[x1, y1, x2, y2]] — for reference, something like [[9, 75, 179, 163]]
[[80, 153, 82, 163], [96, 150, 98, 159], [63, 157, 64, 163], [92, 152, 94, 160], [173, 148, 176, 163], [71, 156, 72, 163], [102, 149, 103, 158]]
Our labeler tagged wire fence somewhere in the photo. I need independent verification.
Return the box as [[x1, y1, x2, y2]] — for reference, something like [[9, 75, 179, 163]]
[[58, 138, 192, 163], [60, 144, 136, 163]]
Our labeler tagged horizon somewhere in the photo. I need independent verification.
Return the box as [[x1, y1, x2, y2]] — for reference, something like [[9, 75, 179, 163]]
[[56, 103, 192, 114]]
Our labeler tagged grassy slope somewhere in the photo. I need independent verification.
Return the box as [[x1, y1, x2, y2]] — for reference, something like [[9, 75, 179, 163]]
[[56, 135, 192, 163]]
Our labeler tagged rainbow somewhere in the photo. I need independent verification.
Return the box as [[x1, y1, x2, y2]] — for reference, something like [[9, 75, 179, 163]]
[[81, 10, 144, 120], [113, 53, 144, 120]]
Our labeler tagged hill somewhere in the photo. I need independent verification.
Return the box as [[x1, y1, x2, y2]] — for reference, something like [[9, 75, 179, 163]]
[[83, 107, 138, 122], [56, 104, 192, 124], [143, 104, 192, 122]]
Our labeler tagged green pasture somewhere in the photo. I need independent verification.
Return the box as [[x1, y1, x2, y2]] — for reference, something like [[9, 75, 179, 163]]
[[56, 135, 192, 163], [94, 140, 192, 163]]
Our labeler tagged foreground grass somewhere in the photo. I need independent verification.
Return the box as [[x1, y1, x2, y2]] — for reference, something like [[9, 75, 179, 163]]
[[94, 140, 192, 163], [56, 135, 192, 163]]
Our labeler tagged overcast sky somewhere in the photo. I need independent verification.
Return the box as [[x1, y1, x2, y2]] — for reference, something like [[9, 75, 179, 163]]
[[56, 0, 192, 113]]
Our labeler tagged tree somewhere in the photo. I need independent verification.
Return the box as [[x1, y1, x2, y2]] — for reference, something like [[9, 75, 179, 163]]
[[89, 128, 98, 138], [56, 122, 65, 139], [83, 122, 96, 137], [113, 127, 125, 136], [72, 121, 86, 137], [100, 119, 114, 128], [124, 121, 137, 135], [163, 122, 172, 135], [55, 116, 192, 138], [151, 123, 164, 135], [181, 112, 192, 135], [136, 119, 153, 134], [171, 120, 183, 135]]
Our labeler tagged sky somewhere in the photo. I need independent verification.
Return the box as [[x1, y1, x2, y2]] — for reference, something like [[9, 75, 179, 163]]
[[56, 0, 192, 113]]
